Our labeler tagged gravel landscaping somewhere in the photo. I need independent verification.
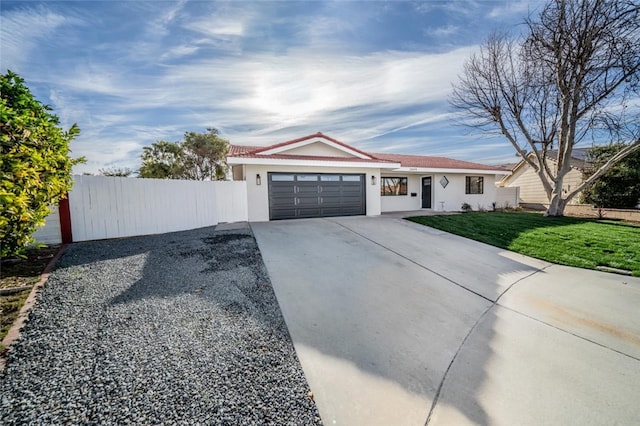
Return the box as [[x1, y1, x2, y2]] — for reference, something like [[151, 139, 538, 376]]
[[0, 225, 321, 425]]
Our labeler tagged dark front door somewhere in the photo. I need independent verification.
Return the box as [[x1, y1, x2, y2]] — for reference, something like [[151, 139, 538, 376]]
[[421, 177, 432, 208]]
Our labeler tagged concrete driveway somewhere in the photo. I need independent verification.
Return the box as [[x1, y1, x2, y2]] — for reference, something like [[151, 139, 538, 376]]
[[251, 215, 640, 426]]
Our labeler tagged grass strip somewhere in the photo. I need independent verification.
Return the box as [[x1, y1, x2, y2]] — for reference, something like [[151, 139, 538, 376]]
[[407, 212, 640, 276]]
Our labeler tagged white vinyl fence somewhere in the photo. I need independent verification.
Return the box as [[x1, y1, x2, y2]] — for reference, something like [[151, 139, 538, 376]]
[[68, 175, 248, 242], [495, 186, 520, 208], [32, 205, 62, 245]]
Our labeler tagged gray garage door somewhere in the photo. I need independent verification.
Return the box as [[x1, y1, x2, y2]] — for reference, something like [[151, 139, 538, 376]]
[[268, 173, 366, 220]]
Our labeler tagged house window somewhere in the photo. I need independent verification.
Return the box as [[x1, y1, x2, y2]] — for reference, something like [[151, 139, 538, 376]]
[[465, 176, 484, 194], [381, 177, 408, 196]]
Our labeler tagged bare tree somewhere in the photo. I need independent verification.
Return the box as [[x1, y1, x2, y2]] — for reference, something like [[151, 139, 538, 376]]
[[451, 0, 640, 216]]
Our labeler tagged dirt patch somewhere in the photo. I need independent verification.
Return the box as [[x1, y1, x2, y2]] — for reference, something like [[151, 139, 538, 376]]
[[1, 246, 61, 348], [1, 246, 59, 290]]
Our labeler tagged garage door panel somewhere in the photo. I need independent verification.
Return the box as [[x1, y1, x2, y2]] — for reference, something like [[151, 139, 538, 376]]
[[321, 206, 356, 216], [297, 208, 322, 218], [297, 186, 320, 195], [270, 186, 296, 195], [320, 187, 343, 193], [342, 186, 363, 193], [297, 197, 321, 207], [270, 207, 297, 217], [268, 173, 366, 220], [320, 198, 341, 208]]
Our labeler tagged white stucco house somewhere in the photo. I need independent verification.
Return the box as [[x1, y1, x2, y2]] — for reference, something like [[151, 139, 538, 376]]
[[227, 132, 510, 221]]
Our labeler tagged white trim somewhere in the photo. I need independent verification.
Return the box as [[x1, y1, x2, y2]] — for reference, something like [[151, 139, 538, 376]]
[[391, 167, 511, 175], [227, 156, 399, 169], [259, 138, 373, 159]]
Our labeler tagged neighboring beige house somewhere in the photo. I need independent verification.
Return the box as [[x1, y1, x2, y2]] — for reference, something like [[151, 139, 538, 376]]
[[227, 132, 510, 221], [498, 148, 592, 208]]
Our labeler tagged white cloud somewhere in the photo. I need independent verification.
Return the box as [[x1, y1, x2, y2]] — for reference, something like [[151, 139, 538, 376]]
[[46, 43, 483, 173], [188, 19, 244, 37], [145, 0, 188, 37], [0, 6, 84, 70], [160, 44, 200, 61], [426, 24, 460, 38], [7, 1, 520, 173], [218, 47, 475, 128], [487, 1, 533, 19], [414, 1, 483, 19]]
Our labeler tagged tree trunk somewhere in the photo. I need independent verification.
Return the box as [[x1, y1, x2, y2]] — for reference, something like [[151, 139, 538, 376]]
[[545, 193, 568, 216]]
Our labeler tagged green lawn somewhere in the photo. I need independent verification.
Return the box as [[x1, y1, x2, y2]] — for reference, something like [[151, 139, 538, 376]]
[[407, 212, 640, 276]]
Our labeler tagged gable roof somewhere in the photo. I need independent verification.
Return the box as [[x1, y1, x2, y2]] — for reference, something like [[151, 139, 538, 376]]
[[227, 132, 395, 168], [250, 132, 374, 159], [228, 132, 508, 173], [498, 148, 593, 186], [509, 148, 593, 175]]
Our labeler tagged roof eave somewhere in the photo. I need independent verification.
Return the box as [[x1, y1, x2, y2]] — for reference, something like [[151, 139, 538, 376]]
[[226, 156, 400, 169], [391, 166, 511, 175]]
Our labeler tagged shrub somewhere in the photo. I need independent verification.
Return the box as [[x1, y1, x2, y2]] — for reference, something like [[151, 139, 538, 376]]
[[0, 71, 82, 257]]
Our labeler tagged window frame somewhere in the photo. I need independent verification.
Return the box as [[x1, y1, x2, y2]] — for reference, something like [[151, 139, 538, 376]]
[[465, 176, 484, 194], [381, 176, 408, 196]]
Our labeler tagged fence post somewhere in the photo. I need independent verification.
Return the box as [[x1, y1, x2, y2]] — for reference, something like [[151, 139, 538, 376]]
[[59, 196, 73, 243]]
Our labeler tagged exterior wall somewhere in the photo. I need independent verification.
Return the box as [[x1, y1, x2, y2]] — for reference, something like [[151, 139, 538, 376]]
[[503, 165, 548, 204], [380, 173, 499, 212], [433, 173, 498, 211], [560, 169, 585, 204], [503, 161, 585, 205], [68, 175, 247, 242], [282, 142, 355, 158], [380, 174, 425, 212], [32, 205, 62, 245], [244, 164, 381, 221]]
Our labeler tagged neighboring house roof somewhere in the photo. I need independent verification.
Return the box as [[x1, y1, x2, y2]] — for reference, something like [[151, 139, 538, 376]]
[[500, 162, 520, 171], [228, 132, 509, 174], [546, 148, 592, 170], [498, 148, 593, 187]]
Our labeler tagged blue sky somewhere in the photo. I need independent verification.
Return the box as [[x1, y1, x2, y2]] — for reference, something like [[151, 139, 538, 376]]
[[1, 0, 541, 174]]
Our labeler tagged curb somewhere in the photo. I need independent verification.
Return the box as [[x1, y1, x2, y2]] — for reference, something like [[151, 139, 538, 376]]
[[0, 244, 68, 372]]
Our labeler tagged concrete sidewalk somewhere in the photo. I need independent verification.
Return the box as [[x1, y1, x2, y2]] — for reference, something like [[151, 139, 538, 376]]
[[251, 216, 640, 425]]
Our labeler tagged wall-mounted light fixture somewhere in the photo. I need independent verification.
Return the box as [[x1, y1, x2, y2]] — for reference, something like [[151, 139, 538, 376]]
[[371, 175, 377, 185], [256, 174, 262, 185]]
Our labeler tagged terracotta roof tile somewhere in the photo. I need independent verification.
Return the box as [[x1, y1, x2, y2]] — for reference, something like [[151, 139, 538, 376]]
[[249, 132, 373, 158], [228, 145, 260, 155], [228, 134, 507, 172], [374, 153, 509, 171]]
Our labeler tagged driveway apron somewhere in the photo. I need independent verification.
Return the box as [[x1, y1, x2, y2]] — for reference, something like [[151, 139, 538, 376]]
[[251, 216, 640, 425]]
